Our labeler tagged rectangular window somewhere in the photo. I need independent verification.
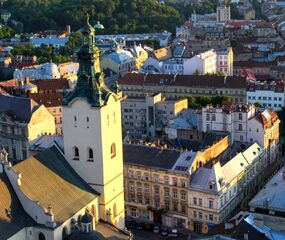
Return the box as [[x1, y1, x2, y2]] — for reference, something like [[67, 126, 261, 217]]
[[199, 212, 202, 219], [145, 197, 150, 205], [154, 175, 159, 183], [209, 214, 213, 221], [173, 190, 178, 199], [199, 198, 202, 206], [193, 197, 197, 205], [154, 185, 160, 196], [238, 124, 242, 131], [209, 200, 214, 209], [181, 205, 186, 213], [173, 203, 178, 211], [193, 211, 197, 218]]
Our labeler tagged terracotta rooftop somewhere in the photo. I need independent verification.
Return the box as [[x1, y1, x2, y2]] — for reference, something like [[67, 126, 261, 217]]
[[32, 78, 70, 92], [31, 92, 63, 107], [119, 73, 247, 89], [226, 20, 272, 29]]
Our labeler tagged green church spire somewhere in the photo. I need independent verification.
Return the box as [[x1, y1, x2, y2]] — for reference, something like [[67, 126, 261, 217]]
[[62, 14, 114, 107]]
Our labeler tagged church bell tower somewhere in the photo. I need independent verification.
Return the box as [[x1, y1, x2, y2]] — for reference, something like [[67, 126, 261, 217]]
[[62, 15, 125, 229]]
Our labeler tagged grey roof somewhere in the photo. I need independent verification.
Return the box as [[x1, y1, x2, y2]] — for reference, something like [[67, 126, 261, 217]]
[[0, 172, 35, 239], [123, 144, 181, 170], [0, 94, 39, 122], [249, 167, 285, 212], [12, 146, 99, 225]]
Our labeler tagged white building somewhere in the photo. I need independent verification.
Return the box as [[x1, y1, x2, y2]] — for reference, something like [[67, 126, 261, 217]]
[[184, 49, 217, 75], [247, 81, 285, 111], [14, 62, 61, 80], [200, 103, 280, 163]]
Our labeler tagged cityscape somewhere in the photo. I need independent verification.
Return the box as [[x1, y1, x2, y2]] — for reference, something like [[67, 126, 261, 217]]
[[0, 0, 285, 240]]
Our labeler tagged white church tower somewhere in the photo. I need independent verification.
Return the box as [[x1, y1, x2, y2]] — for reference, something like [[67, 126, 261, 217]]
[[62, 15, 125, 229]]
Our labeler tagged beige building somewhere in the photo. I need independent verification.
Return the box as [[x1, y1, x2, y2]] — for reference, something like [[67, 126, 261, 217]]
[[119, 73, 247, 103], [189, 142, 266, 234], [216, 47, 234, 76], [123, 132, 230, 228], [0, 94, 56, 162], [216, 5, 231, 22], [121, 93, 188, 137]]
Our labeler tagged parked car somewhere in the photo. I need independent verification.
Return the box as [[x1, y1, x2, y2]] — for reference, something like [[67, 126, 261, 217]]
[[153, 226, 160, 234], [161, 228, 168, 236], [168, 229, 178, 237], [136, 222, 145, 230], [144, 223, 154, 231], [127, 220, 137, 229]]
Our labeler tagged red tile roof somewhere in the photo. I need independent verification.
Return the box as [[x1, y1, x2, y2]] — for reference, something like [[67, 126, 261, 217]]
[[119, 73, 247, 89], [31, 92, 63, 107], [226, 20, 272, 29], [32, 78, 70, 92]]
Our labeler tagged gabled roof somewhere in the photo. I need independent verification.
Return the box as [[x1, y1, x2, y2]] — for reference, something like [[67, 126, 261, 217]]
[[0, 172, 35, 239], [31, 92, 63, 107], [0, 94, 39, 122], [12, 146, 99, 225]]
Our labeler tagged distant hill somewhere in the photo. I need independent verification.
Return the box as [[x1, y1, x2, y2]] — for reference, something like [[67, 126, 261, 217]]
[[6, 0, 182, 34]]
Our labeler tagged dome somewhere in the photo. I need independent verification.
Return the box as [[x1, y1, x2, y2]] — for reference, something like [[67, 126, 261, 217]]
[[69, 231, 106, 240], [81, 212, 93, 224]]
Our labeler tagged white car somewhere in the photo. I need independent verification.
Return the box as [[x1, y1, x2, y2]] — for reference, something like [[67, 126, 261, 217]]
[[153, 226, 160, 234], [168, 229, 178, 237]]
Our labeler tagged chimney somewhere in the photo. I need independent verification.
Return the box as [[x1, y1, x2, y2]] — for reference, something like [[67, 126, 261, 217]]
[[25, 76, 30, 85], [66, 25, 71, 36]]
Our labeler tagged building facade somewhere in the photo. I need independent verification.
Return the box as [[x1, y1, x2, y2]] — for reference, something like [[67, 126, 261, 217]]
[[119, 73, 247, 103], [121, 93, 188, 137], [0, 94, 56, 162]]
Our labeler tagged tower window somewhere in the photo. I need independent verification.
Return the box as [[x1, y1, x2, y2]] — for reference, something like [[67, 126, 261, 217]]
[[111, 143, 116, 158], [88, 148, 94, 161], [74, 146, 79, 160], [74, 116, 77, 127], [86, 117, 90, 128]]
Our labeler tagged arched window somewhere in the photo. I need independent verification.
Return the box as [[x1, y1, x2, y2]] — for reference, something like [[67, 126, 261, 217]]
[[74, 146, 79, 160], [62, 227, 68, 240], [74, 116, 77, 127], [88, 148, 94, 161], [111, 143, 116, 158], [39, 232, 46, 240], [86, 117, 90, 128]]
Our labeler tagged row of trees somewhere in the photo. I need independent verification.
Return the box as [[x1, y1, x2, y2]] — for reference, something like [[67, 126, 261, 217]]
[[6, 0, 182, 34], [187, 95, 230, 109]]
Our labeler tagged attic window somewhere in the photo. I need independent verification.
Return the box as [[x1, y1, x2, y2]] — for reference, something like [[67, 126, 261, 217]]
[[209, 184, 213, 190], [253, 151, 256, 155], [257, 147, 261, 151]]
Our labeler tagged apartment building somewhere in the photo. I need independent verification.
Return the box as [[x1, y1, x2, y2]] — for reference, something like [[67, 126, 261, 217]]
[[119, 73, 247, 103], [217, 5, 231, 22], [199, 103, 280, 163], [121, 93, 188, 137], [123, 133, 230, 229], [189, 143, 265, 233], [216, 47, 234, 76], [247, 81, 285, 111], [0, 94, 56, 162]]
